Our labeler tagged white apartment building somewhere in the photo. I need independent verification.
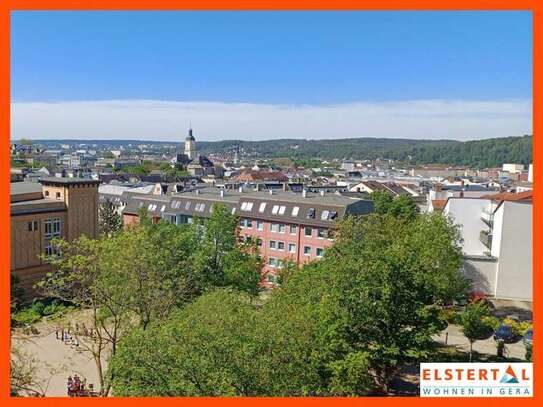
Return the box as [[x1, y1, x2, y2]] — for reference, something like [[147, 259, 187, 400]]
[[443, 193, 532, 302], [502, 163, 525, 174]]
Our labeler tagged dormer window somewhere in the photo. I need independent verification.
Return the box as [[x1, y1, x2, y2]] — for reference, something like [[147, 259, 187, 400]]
[[307, 208, 316, 219]]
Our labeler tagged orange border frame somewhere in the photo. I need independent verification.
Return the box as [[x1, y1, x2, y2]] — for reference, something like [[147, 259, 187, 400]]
[[0, 1, 539, 404]]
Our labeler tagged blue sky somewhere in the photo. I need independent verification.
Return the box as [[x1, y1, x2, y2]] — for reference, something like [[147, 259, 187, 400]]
[[10, 11, 533, 141]]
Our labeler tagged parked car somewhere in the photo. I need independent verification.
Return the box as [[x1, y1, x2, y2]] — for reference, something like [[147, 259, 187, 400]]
[[494, 324, 516, 343], [523, 328, 533, 346]]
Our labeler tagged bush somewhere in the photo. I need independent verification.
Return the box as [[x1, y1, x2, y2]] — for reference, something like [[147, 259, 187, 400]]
[[525, 344, 533, 362], [11, 298, 72, 326], [440, 309, 459, 324], [30, 300, 45, 316], [502, 318, 532, 337], [482, 316, 500, 332], [11, 308, 42, 326]]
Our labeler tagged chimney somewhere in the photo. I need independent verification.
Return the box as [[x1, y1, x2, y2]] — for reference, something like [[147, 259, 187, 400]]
[[282, 182, 288, 191], [220, 189, 225, 197], [238, 186, 243, 193], [269, 189, 273, 195], [195, 189, 199, 195], [302, 189, 307, 198], [320, 190, 325, 197]]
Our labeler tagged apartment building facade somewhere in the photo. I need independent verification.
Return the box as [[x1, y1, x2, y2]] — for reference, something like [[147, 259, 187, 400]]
[[443, 192, 533, 302], [122, 187, 373, 285], [10, 177, 100, 297]]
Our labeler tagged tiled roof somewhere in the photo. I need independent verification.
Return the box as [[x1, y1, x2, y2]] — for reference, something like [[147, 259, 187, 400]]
[[432, 199, 447, 210], [480, 190, 533, 202]]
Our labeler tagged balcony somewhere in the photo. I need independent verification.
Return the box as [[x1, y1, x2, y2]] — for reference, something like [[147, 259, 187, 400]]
[[480, 208, 494, 226], [479, 230, 493, 249]]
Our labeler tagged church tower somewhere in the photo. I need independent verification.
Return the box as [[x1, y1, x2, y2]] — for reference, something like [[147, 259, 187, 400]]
[[184, 127, 196, 160]]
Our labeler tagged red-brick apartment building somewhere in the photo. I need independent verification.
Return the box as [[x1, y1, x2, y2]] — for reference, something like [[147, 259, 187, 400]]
[[122, 187, 373, 285]]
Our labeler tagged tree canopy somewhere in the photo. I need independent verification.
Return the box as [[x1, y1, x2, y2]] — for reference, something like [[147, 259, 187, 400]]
[[111, 212, 468, 396]]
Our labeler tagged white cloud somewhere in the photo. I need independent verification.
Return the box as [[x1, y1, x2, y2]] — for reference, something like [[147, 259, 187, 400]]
[[10, 99, 532, 141]]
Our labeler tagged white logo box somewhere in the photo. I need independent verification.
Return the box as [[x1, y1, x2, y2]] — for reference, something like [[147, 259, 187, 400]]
[[420, 363, 533, 397]]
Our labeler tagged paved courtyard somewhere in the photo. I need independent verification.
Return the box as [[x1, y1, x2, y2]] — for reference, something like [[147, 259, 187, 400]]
[[11, 311, 104, 397]]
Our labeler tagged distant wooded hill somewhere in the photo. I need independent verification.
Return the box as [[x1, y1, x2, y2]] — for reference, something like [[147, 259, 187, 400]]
[[196, 135, 533, 168]]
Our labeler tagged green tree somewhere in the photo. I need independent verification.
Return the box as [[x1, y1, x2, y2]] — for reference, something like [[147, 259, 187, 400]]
[[459, 303, 492, 362], [98, 200, 123, 236], [271, 213, 464, 393], [111, 289, 265, 396], [192, 205, 261, 296], [38, 236, 133, 396], [370, 191, 418, 221], [110, 212, 465, 396]]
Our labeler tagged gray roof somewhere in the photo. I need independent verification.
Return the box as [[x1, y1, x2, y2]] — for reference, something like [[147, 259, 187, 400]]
[[10, 182, 43, 196], [39, 177, 101, 186], [123, 187, 373, 227], [10, 198, 67, 216]]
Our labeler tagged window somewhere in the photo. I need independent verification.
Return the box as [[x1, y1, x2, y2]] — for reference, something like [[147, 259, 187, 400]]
[[27, 221, 38, 232], [291, 206, 300, 216], [276, 259, 284, 269], [278, 205, 286, 215], [277, 241, 285, 251], [257, 238, 263, 247], [268, 257, 278, 267], [256, 220, 264, 230], [317, 228, 327, 239], [304, 226, 312, 237], [270, 223, 279, 233], [195, 203, 206, 212], [316, 248, 324, 257], [185, 201, 191, 210], [240, 218, 253, 228], [45, 191, 49, 197], [172, 200, 181, 209], [329, 211, 338, 220], [259, 202, 267, 213], [321, 210, 330, 220], [272, 205, 280, 215], [231, 207, 236, 214], [289, 225, 297, 234], [56, 192, 61, 200], [269, 240, 277, 249], [160, 205, 166, 212], [278, 224, 286, 233], [288, 243, 296, 253], [304, 246, 311, 256], [241, 201, 253, 211], [267, 274, 276, 283], [307, 208, 316, 219], [44, 217, 62, 256], [187, 217, 194, 224]]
